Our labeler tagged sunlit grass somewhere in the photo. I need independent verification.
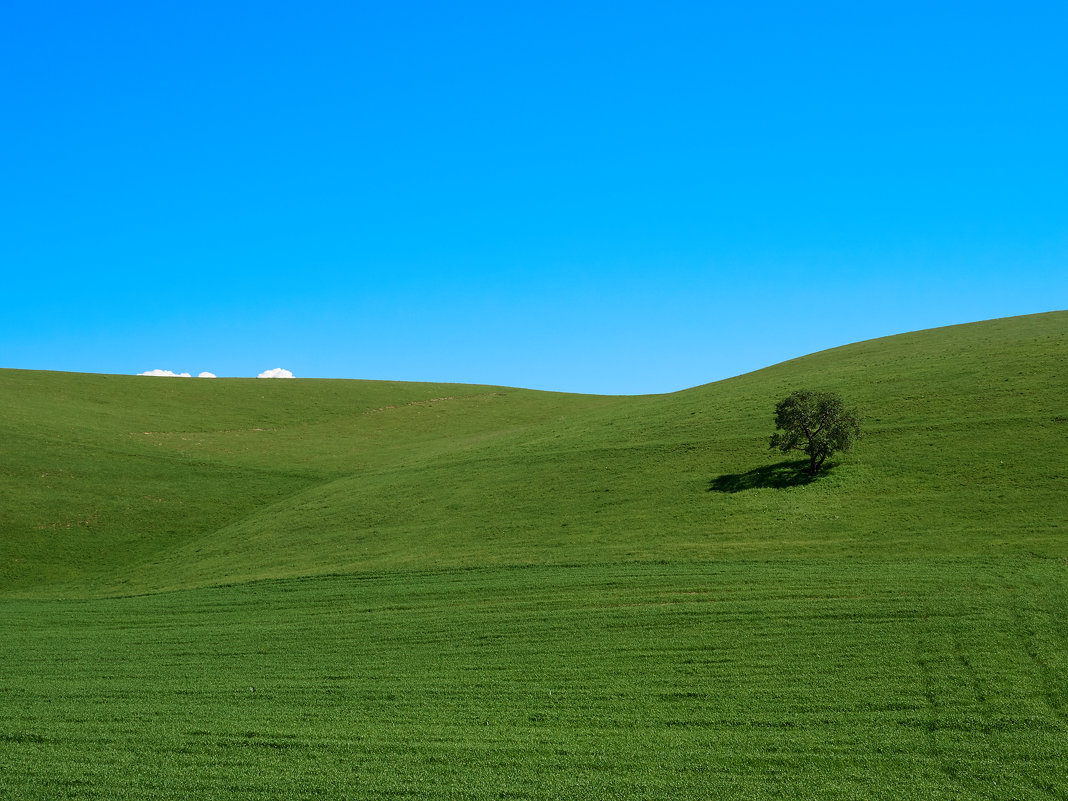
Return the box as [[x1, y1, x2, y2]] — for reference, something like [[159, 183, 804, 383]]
[[0, 311, 1065, 798]]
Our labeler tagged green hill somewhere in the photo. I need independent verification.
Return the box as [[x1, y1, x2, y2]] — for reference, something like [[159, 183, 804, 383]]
[[1, 311, 1065, 799], [3, 311, 1063, 598]]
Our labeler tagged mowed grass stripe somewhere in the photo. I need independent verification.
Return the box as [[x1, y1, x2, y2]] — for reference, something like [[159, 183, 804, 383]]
[[1, 559, 1066, 799]]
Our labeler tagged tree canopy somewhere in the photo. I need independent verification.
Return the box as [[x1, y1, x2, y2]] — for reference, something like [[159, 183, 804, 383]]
[[769, 390, 861, 475]]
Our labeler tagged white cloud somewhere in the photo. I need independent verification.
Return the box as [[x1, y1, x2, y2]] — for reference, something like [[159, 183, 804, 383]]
[[257, 367, 294, 379], [139, 369, 191, 377], [198, 372, 217, 378]]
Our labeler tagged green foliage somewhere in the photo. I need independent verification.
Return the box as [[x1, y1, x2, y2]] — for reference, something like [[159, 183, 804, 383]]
[[0, 311, 1065, 798], [769, 389, 861, 474]]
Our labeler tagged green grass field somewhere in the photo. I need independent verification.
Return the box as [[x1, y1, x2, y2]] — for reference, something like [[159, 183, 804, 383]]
[[1, 312, 1065, 798]]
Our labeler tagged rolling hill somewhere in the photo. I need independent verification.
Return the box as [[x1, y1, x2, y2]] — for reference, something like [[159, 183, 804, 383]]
[[1, 311, 1065, 799]]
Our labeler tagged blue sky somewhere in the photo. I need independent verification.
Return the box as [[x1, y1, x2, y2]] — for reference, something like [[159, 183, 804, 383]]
[[3, 1, 1065, 394]]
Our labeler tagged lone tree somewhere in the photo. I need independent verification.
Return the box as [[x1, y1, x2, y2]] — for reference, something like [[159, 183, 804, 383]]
[[769, 390, 860, 475]]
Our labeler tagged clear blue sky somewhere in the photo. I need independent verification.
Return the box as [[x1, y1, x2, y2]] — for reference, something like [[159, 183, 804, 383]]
[[3, 1, 1065, 394]]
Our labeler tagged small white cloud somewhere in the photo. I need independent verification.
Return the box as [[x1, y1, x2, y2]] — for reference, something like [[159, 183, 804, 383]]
[[139, 369, 191, 377], [198, 372, 217, 378], [257, 367, 294, 379]]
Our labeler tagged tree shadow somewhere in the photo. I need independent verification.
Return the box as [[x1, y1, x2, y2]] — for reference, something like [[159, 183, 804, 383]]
[[707, 460, 831, 493]]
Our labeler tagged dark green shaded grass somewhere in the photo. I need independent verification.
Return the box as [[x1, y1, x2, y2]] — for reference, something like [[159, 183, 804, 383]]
[[2, 559, 1066, 799]]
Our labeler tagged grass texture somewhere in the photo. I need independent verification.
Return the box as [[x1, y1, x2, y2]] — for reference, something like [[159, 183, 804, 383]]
[[1, 311, 1065, 798]]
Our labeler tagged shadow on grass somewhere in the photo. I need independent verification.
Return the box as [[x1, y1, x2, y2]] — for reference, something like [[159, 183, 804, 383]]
[[707, 460, 831, 493]]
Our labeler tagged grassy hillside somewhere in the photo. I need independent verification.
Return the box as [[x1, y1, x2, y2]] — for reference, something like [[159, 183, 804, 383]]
[[1, 372, 614, 596], [2, 311, 1063, 597], [1, 311, 1065, 799]]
